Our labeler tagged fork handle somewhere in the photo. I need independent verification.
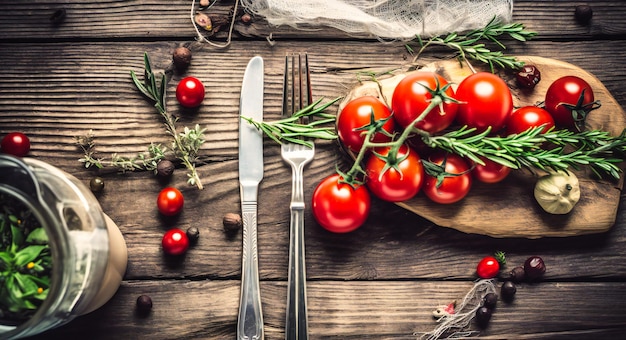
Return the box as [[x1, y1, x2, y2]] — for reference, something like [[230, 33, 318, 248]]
[[285, 166, 309, 340]]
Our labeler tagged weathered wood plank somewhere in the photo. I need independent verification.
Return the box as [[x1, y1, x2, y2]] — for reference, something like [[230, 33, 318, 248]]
[[30, 280, 626, 339]]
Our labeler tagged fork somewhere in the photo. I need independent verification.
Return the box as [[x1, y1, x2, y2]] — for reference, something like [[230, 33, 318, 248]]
[[281, 53, 313, 340]]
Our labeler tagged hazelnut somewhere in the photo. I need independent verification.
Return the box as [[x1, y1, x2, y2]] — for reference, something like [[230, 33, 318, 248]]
[[156, 160, 175, 177], [223, 213, 242, 232], [172, 47, 192, 70]]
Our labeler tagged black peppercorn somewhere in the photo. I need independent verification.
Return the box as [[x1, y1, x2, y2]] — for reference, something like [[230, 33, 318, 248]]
[[501, 281, 517, 302], [172, 47, 192, 70], [156, 160, 175, 177], [186, 226, 200, 244], [483, 292, 498, 309], [575, 5, 593, 25], [475, 306, 492, 328], [136, 295, 153, 315], [89, 177, 105, 192]]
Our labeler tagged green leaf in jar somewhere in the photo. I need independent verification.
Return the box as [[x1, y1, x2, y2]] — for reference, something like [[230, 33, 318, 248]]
[[26, 227, 48, 244], [13, 245, 46, 266]]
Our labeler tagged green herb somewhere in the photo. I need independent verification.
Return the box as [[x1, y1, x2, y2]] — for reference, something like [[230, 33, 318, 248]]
[[1, 193, 51, 323], [75, 53, 207, 189], [407, 16, 537, 72]]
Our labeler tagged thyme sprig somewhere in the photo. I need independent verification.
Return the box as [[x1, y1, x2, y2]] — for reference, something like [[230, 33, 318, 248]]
[[408, 16, 537, 71], [242, 97, 342, 148], [130, 52, 206, 189]]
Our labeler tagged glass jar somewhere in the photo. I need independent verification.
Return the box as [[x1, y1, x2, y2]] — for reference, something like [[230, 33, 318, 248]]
[[0, 155, 127, 339]]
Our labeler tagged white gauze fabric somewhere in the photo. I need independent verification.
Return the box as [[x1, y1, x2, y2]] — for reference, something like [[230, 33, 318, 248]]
[[240, 0, 513, 40]]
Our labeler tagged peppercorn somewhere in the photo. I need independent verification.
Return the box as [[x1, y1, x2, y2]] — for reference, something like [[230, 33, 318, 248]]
[[523, 256, 546, 280], [136, 295, 153, 315], [501, 281, 517, 302], [510, 266, 526, 283], [483, 292, 498, 309], [515, 65, 541, 89], [156, 160, 175, 177], [223, 213, 242, 232], [172, 47, 192, 70], [186, 226, 200, 244], [475, 306, 492, 328], [89, 177, 105, 192], [50, 9, 66, 25], [575, 5, 593, 25]]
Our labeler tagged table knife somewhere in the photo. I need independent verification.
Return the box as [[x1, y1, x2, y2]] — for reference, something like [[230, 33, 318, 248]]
[[237, 56, 265, 340]]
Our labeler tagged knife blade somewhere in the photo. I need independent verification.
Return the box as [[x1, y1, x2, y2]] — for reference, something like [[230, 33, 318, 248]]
[[237, 56, 265, 340]]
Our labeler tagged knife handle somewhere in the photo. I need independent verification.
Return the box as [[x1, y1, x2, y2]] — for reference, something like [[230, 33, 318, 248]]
[[238, 202, 264, 340]]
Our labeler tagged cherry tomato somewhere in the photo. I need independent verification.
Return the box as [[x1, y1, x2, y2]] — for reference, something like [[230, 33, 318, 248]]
[[365, 144, 424, 202], [391, 72, 458, 134], [476, 256, 500, 279], [157, 187, 184, 216], [176, 76, 205, 108], [544, 76, 596, 130], [423, 153, 472, 204], [312, 174, 371, 233], [162, 228, 189, 256], [472, 156, 512, 184], [506, 106, 555, 135], [455, 72, 513, 133], [337, 96, 395, 153], [1, 132, 30, 157]]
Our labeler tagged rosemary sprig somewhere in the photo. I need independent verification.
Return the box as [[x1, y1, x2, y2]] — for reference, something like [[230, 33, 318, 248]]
[[242, 97, 342, 148], [408, 16, 537, 71]]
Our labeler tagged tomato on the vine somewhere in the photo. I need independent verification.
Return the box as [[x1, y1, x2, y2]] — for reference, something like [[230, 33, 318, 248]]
[[162, 228, 189, 256], [506, 106, 555, 135], [472, 156, 511, 184], [455, 72, 513, 133], [176, 76, 205, 108], [157, 187, 184, 216], [423, 153, 472, 204], [337, 96, 395, 153], [312, 174, 370, 233], [544, 75, 597, 130], [365, 144, 424, 202], [1, 132, 30, 157], [391, 72, 458, 134]]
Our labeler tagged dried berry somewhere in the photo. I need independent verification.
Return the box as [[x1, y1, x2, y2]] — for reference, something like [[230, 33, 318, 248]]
[[483, 292, 498, 309], [172, 47, 192, 70], [186, 226, 200, 244], [501, 281, 517, 302], [223, 213, 242, 232], [156, 160, 175, 177], [136, 295, 153, 315], [524, 256, 546, 280], [516, 65, 541, 89], [89, 177, 105, 192], [475, 306, 492, 328], [510, 266, 526, 283], [575, 5, 593, 25]]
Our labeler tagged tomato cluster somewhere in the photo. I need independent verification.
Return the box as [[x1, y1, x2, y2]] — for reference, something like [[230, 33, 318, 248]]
[[312, 70, 598, 233]]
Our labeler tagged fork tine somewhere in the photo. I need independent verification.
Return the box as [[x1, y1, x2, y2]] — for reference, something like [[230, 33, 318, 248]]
[[304, 53, 312, 107], [281, 55, 289, 117]]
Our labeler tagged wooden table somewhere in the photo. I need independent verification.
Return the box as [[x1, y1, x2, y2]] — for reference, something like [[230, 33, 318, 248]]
[[2, 1, 626, 339]]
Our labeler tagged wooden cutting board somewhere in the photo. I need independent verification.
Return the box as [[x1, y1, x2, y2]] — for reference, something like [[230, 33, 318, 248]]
[[338, 56, 626, 238]]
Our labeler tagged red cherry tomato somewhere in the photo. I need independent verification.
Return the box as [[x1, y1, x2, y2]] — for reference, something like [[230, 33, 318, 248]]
[[391, 72, 458, 134], [312, 174, 371, 233], [162, 228, 189, 256], [337, 96, 395, 153], [1, 132, 31, 157], [176, 76, 205, 108], [476, 256, 501, 279], [365, 144, 424, 202], [455, 72, 513, 133], [472, 156, 512, 184], [506, 106, 555, 135], [157, 187, 184, 216], [544, 76, 596, 130], [423, 153, 472, 204]]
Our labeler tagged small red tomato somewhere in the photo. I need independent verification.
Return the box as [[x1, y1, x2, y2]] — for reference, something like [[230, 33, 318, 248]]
[[157, 187, 184, 216], [337, 96, 395, 154], [312, 174, 371, 233], [506, 106, 555, 135], [476, 256, 500, 279], [1, 132, 31, 157], [162, 228, 189, 255], [472, 156, 512, 184], [176, 76, 205, 108]]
